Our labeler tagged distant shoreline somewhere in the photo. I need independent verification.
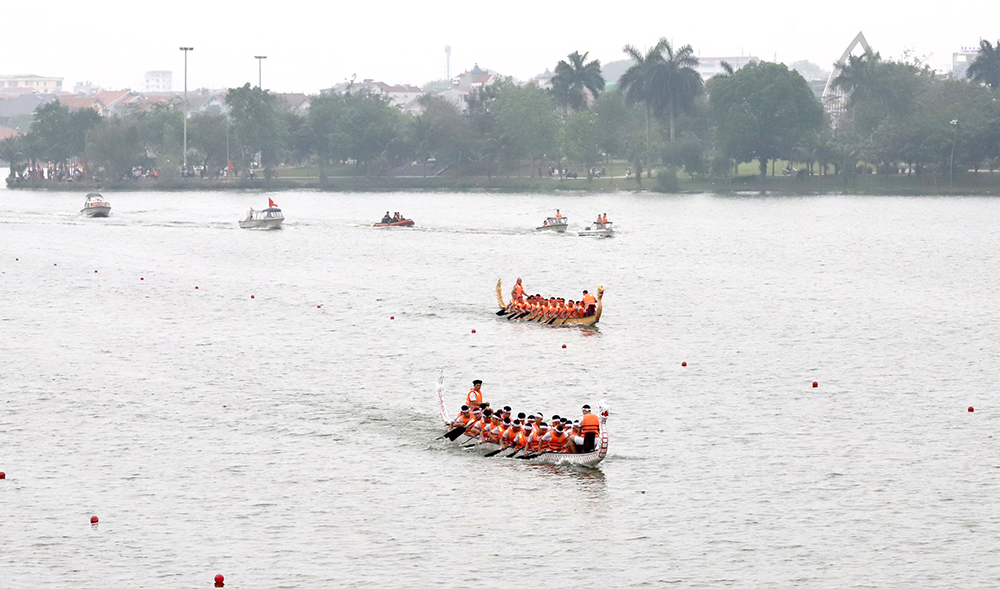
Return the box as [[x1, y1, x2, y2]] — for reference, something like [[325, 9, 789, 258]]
[[6, 174, 1000, 196]]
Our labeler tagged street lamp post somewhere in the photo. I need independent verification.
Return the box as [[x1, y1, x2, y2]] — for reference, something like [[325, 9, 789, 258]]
[[949, 119, 959, 190], [255, 55, 267, 89], [180, 46, 194, 175]]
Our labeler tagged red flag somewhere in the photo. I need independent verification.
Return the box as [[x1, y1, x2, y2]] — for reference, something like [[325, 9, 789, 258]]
[[268, 198, 278, 208], [228, 160, 233, 174]]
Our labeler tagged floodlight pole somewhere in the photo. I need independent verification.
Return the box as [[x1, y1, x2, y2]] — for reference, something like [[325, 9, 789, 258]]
[[180, 46, 194, 174], [255, 56, 267, 89]]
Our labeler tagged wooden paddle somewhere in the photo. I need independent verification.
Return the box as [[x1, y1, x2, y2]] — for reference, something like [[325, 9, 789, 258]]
[[483, 446, 507, 457], [440, 426, 467, 441]]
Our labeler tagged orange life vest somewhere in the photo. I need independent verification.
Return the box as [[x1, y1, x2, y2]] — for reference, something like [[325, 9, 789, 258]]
[[547, 431, 567, 452], [581, 413, 600, 434], [512, 283, 524, 300], [467, 388, 483, 407]]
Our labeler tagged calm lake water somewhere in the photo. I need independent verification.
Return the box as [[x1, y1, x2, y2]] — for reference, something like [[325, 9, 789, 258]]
[[2, 183, 999, 588]]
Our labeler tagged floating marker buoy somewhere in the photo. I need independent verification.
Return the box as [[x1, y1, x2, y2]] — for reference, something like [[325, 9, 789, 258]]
[[812, 382, 818, 388], [90, 515, 99, 524], [250, 295, 255, 299], [140, 277, 144, 281], [471, 329, 476, 334], [0, 471, 5, 479], [681, 362, 687, 367], [53, 263, 57, 266], [390, 316, 394, 320], [562, 344, 567, 349], [317, 305, 322, 309], [195, 286, 199, 290], [94, 270, 98, 273], [215, 574, 225, 587], [968, 406, 975, 413]]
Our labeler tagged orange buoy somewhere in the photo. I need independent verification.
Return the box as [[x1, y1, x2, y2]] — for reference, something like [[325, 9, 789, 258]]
[[214, 574, 225, 587], [968, 406, 975, 413], [90, 515, 99, 524], [681, 362, 687, 367], [812, 382, 818, 388]]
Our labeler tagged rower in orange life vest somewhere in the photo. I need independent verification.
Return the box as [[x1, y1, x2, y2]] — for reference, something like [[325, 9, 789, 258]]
[[580, 404, 600, 452], [450, 405, 474, 429], [511, 277, 524, 304], [581, 290, 597, 316], [467, 379, 484, 408]]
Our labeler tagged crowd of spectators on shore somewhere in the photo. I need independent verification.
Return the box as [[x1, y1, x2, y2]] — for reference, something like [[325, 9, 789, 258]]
[[7, 161, 85, 183]]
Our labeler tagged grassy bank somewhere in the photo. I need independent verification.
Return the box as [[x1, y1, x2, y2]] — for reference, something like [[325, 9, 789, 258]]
[[8, 171, 1000, 195]]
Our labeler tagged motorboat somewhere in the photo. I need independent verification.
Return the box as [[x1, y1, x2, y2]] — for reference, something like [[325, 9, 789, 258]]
[[81, 193, 111, 217], [435, 374, 609, 468], [239, 206, 284, 229], [535, 216, 568, 232], [374, 217, 415, 227], [579, 222, 614, 238]]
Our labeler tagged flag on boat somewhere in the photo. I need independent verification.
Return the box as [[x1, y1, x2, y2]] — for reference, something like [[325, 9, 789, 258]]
[[268, 197, 278, 208]]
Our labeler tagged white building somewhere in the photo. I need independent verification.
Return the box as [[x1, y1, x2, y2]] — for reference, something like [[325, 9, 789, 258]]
[[144, 71, 172, 93], [0, 74, 63, 92], [952, 47, 980, 79]]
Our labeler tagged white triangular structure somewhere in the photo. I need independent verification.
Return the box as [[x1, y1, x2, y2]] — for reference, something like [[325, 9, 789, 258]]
[[822, 31, 871, 128]]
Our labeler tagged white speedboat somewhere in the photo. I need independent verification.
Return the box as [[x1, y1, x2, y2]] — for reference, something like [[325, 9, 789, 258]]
[[536, 216, 568, 232], [81, 193, 111, 217], [579, 222, 613, 238], [239, 206, 284, 229]]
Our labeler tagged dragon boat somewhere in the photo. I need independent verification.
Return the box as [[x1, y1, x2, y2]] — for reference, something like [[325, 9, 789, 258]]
[[435, 374, 609, 467], [495, 279, 604, 326]]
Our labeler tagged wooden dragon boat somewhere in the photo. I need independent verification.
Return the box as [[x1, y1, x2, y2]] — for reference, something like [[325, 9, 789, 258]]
[[435, 374, 609, 467], [495, 279, 603, 326]]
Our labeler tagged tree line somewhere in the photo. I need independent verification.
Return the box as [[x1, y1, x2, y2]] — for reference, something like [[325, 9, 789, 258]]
[[4, 38, 1000, 184]]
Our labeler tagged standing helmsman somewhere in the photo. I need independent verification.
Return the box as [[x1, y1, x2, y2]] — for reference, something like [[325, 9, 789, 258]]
[[580, 405, 600, 452], [467, 379, 485, 408]]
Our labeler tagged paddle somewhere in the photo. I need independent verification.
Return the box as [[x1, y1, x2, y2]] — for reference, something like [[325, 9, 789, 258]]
[[503, 447, 524, 458], [483, 446, 507, 457], [440, 426, 466, 441]]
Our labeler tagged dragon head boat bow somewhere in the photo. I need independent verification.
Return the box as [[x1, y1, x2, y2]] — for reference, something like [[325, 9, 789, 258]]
[[496, 279, 603, 326]]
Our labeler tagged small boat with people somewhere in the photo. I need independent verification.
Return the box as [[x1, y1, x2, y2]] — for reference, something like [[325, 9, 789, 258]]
[[536, 209, 568, 232], [578, 212, 613, 237], [81, 193, 111, 217], [374, 211, 415, 227], [239, 198, 284, 229], [436, 374, 609, 467], [496, 278, 604, 326]]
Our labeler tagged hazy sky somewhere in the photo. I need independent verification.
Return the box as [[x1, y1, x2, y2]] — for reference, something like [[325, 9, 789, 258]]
[[3, 0, 996, 93]]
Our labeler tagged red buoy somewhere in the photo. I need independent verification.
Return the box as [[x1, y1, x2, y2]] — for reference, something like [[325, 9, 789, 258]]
[[812, 382, 818, 388], [195, 286, 199, 290], [471, 329, 476, 333], [250, 295, 255, 299], [681, 362, 687, 367], [562, 344, 567, 349], [90, 515, 99, 524], [317, 305, 322, 309], [215, 573, 225, 587], [94, 270, 98, 273], [140, 277, 144, 281], [968, 406, 975, 413], [390, 316, 395, 320], [53, 263, 57, 266], [0, 471, 6, 479]]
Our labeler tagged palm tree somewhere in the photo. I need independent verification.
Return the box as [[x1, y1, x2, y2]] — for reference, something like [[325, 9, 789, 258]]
[[551, 51, 605, 114], [967, 39, 1000, 89], [831, 49, 885, 108], [619, 39, 703, 177]]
